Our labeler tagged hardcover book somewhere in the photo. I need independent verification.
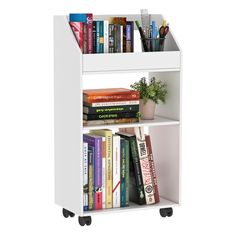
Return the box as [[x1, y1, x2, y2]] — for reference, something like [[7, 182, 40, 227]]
[[69, 22, 84, 52], [102, 137, 106, 209], [134, 127, 155, 205], [92, 21, 97, 53], [145, 135, 160, 203], [126, 21, 134, 52], [90, 130, 113, 208], [83, 134, 103, 210], [83, 142, 89, 211], [114, 24, 123, 53], [83, 118, 139, 126], [84, 100, 139, 107], [88, 146, 94, 210], [116, 131, 146, 205], [109, 24, 115, 53], [112, 135, 121, 208], [83, 112, 139, 121], [104, 21, 109, 53], [113, 17, 126, 52]]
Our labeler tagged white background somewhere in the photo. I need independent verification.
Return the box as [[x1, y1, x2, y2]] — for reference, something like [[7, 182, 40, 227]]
[[1, 0, 236, 235]]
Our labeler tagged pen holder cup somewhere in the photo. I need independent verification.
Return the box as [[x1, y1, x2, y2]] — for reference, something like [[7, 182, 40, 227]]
[[141, 38, 165, 52]]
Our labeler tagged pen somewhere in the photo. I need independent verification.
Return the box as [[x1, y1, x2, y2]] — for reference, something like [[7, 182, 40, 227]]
[[135, 20, 148, 52], [151, 20, 156, 38]]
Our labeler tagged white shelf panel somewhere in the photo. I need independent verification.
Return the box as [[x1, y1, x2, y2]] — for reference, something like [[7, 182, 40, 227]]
[[83, 51, 180, 74], [83, 116, 179, 131], [83, 197, 178, 216]]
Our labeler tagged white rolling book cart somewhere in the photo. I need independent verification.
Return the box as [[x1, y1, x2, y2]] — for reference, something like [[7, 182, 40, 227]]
[[54, 14, 181, 226]]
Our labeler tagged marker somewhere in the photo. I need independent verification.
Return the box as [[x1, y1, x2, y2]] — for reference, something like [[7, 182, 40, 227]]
[[151, 21, 156, 38]]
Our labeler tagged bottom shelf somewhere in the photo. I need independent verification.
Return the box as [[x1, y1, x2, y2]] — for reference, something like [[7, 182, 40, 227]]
[[83, 197, 178, 216]]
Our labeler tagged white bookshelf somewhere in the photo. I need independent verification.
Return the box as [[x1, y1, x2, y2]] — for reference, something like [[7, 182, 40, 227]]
[[54, 14, 181, 225]]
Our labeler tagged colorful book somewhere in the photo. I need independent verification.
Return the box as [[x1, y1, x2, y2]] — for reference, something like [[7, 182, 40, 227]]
[[114, 24, 123, 53], [83, 112, 139, 121], [145, 135, 160, 203], [83, 142, 89, 211], [133, 127, 155, 205], [83, 118, 139, 126], [116, 131, 146, 205], [99, 21, 104, 53], [109, 24, 115, 53], [96, 21, 100, 53], [84, 100, 139, 107], [112, 135, 121, 208], [88, 146, 94, 210], [83, 104, 139, 115], [101, 137, 106, 209], [126, 21, 134, 52], [104, 21, 109, 53], [69, 22, 84, 52], [83, 24, 87, 53], [83, 88, 140, 103], [90, 130, 113, 208], [69, 13, 93, 53], [83, 134, 103, 210], [113, 17, 126, 52]]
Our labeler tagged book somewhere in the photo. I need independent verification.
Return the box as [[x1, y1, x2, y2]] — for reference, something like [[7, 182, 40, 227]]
[[83, 142, 89, 211], [116, 131, 146, 205], [84, 100, 139, 107], [104, 21, 109, 53], [99, 21, 104, 53], [88, 146, 94, 210], [83, 88, 140, 103], [83, 112, 139, 121], [83, 24, 87, 53], [83, 104, 139, 114], [112, 135, 121, 208], [69, 13, 93, 53], [126, 21, 134, 52], [145, 135, 160, 203], [133, 127, 155, 205], [90, 130, 113, 208], [69, 22, 84, 52], [83, 118, 139, 126], [83, 134, 103, 210], [101, 137, 106, 209], [114, 24, 123, 53], [113, 17, 126, 52], [120, 138, 129, 207], [109, 24, 115, 53], [96, 21, 100, 53], [92, 21, 97, 53]]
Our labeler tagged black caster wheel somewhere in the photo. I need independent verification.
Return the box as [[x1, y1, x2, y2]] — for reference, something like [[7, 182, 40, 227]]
[[160, 208, 173, 217], [62, 208, 75, 218], [78, 216, 92, 226]]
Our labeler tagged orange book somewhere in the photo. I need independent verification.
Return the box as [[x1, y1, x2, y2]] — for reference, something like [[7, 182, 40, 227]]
[[83, 88, 140, 103]]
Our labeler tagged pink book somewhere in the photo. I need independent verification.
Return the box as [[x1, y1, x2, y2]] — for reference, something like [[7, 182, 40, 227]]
[[69, 22, 84, 52]]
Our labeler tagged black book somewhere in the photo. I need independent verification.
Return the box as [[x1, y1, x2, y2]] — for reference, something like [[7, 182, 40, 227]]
[[92, 21, 97, 53], [116, 131, 146, 205], [83, 112, 138, 121]]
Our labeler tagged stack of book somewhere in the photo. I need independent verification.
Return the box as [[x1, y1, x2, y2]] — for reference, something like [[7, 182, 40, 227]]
[[83, 88, 140, 126], [69, 13, 134, 54], [83, 127, 160, 211]]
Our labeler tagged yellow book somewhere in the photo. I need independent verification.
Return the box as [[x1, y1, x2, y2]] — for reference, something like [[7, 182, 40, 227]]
[[91, 129, 113, 208]]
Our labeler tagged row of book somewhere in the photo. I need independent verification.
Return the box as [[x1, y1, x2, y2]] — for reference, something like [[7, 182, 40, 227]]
[[69, 13, 134, 54], [83, 88, 140, 126], [83, 127, 160, 211]]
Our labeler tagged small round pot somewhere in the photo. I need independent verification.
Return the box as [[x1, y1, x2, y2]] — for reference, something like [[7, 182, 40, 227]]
[[140, 99, 156, 120]]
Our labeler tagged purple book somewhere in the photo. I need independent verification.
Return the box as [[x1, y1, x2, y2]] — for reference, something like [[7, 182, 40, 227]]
[[83, 134, 102, 210]]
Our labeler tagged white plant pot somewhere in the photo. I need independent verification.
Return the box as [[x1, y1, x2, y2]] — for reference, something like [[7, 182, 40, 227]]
[[140, 99, 156, 120]]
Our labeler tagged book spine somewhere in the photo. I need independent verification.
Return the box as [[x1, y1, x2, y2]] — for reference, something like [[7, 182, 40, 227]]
[[126, 21, 134, 52], [88, 146, 94, 210], [83, 112, 139, 121], [145, 135, 160, 203], [83, 142, 89, 211], [69, 22, 84, 52], [113, 24, 118, 53], [84, 100, 140, 107], [92, 21, 97, 53], [104, 21, 109, 53], [96, 21, 100, 53], [83, 118, 139, 126], [125, 139, 129, 206], [99, 21, 104, 53], [109, 24, 115, 53], [102, 137, 106, 209], [83, 105, 140, 114], [86, 14, 93, 54], [120, 138, 128, 207], [112, 135, 121, 208], [83, 24, 87, 54], [120, 25, 123, 53], [134, 127, 155, 204]]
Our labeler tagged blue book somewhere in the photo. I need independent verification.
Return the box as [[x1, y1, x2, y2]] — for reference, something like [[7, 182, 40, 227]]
[[99, 21, 104, 53], [69, 13, 90, 22], [96, 21, 100, 53]]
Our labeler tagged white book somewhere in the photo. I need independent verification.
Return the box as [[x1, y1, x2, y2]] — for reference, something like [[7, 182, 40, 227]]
[[87, 100, 139, 107], [112, 135, 121, 208], [83, 142, 89, 210], [104, 20, 109, 53], [102, 137, 106, 209]]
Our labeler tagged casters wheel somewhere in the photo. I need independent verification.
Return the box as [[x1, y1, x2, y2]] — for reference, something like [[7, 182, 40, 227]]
[[62, 208, 75, 218], [160, 208, 173, 217], [78, 216, 92, 226]]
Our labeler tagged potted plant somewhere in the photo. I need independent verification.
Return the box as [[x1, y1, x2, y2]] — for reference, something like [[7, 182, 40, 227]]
[[130, 77, 168, 120]]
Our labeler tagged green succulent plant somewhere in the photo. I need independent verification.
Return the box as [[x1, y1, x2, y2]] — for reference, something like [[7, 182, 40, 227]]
[[130, 77, 168, 104]]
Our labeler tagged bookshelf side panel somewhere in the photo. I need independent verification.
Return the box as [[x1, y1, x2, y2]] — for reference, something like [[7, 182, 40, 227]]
[[54, 16, 83, 215]]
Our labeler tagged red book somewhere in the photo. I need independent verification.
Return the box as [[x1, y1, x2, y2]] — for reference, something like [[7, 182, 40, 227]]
[[85, 14, 93, 54], [83, 88, 140, 103], [69, 22, 84, 52], [145, 135, 160, 203]]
